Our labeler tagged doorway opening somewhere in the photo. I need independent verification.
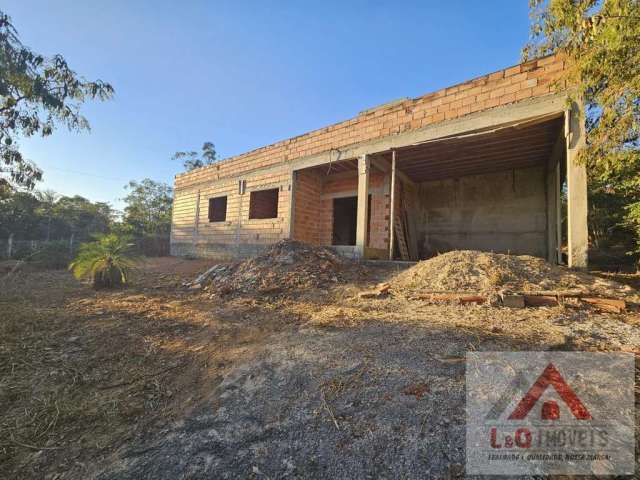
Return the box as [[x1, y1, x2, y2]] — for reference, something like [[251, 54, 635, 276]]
[[332, 196, 356, 245], [331, 195, 371, 246]]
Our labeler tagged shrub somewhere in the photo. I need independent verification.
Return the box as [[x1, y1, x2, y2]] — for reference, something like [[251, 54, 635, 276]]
[[31, 241, 74, 269], [69, 234, 140, 289]]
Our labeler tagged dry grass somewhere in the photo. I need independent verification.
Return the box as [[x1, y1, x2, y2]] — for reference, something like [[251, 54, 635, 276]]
[[0, 258, 291, 479], [0, 256, 638, 479]]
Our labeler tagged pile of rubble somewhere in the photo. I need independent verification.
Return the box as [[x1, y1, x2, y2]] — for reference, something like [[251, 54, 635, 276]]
[[186, 239, 362, 295], [391, 250, 631, 295], [382, 250, 638, 311]]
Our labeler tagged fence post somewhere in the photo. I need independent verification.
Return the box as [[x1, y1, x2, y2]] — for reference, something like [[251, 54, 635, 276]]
[[69, 233, 74, 255], [7, 233, 13, 259]]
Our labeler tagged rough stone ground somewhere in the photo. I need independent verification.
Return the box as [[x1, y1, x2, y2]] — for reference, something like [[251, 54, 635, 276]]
[[95, 302, 640, 480], [1, 257, 639, 479]]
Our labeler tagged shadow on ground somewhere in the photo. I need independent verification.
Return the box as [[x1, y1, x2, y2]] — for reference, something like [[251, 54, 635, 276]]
[[1, 259, 638, 480]]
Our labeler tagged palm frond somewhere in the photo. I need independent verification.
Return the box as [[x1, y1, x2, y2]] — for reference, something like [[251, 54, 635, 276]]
[[69, 234, 140, 289]]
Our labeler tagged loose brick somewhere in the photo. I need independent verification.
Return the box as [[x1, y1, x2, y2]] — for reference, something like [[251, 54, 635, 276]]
[[504, 65, 521, 77]]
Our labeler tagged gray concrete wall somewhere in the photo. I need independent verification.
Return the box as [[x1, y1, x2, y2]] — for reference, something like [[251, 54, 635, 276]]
[[170, 242, 270, 260], [171, 241, 364, 261], [417, 166, 547, 258]]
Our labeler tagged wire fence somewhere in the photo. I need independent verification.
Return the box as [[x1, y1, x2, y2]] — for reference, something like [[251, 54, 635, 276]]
[[0, 234, 170, 261]]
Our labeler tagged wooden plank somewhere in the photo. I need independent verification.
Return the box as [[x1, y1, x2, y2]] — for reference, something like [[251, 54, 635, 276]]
[[581, 297, 626, 313], [410, 293, 487, 304], [524, 295, 559, 307], [394, 214, 410, 260]]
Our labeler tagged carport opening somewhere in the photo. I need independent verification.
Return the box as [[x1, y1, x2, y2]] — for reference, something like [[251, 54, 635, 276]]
[[331, 195, 371, 246], [377, 114, 566, 261]]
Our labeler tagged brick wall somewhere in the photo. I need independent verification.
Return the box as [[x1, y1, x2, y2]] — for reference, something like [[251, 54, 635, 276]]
[[172, 54, 566, 258], [175, 55, 565, 191], [292, 169, 389, 250], [292, 170, 324, 245], [171, 166, 292, 257]]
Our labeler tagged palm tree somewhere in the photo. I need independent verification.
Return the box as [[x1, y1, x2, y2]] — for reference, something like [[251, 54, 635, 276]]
[[69, 234, 140, 289]]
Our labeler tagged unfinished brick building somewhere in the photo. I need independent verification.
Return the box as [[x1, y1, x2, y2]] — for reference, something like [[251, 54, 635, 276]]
[[171, 54, 588, 267]]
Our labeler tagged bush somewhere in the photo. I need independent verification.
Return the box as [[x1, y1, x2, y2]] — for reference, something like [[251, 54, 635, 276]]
[[30, 241, 74, 269], [69, 234, 140, 289]]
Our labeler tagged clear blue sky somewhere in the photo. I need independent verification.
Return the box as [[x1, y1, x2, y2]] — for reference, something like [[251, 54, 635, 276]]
[[4, 0, 530, 210]]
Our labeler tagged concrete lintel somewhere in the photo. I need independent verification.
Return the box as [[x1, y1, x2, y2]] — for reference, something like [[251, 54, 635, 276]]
[[319, 169, 358, 182], [566, 101, 588, 268], [355, 155, 370, 259], [320, 186, 383, 200]]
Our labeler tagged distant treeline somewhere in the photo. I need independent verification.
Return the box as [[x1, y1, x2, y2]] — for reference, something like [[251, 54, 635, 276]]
[[0, 178, 173, 245]]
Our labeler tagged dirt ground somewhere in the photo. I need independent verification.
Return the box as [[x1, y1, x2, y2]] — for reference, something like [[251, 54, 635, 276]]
[[1, 257, 639, 479]]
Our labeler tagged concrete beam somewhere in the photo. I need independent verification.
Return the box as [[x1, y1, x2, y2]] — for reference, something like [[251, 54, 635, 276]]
[[292, 93, 567, 172], [176, 94, 567, 194], [355, 155, 370, 259], [370, 156, 390, 174], [566, 102, 588, 268], [371, 155, 416, 188]]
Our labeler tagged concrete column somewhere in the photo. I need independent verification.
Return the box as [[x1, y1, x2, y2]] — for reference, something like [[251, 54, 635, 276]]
[[355, 154, 370, 259], [546, 135, 563, 264], [388, 151, 396, 260], [192, 189, 201, 248], [566, 102, 588, 268], [285, 169, 296, 239]]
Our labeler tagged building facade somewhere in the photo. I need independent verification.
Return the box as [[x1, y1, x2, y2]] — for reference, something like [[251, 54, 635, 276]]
[[171, 54, 588, 267]]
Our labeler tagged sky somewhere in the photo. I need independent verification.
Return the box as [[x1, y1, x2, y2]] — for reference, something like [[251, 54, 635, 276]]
[[3, 0, 531, 210]]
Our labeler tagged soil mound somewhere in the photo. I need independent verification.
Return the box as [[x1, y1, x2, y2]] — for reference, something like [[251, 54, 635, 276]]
[[189, 239, 361, 294], [390, 250, 632, 296]]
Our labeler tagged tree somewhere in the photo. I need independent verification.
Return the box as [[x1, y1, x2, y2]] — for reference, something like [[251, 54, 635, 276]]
[[35, 189, 59, 240], [0, 11, 114, 189], [172, 141, 218, 171], [69, 234, 139, 289], [122, 179, 173, 236], [0, 189, 42, 238], [0, 189, 113, 240], [52, 195, 113, 241], [524, 0, 640, 263]]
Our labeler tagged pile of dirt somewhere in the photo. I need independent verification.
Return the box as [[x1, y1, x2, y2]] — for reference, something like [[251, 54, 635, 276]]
[[188, 239, 362, 295], [390, 250, 635, 297]]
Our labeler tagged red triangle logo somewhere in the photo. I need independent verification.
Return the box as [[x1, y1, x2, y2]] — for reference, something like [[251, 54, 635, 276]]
[[508, 363, 592, 420]]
